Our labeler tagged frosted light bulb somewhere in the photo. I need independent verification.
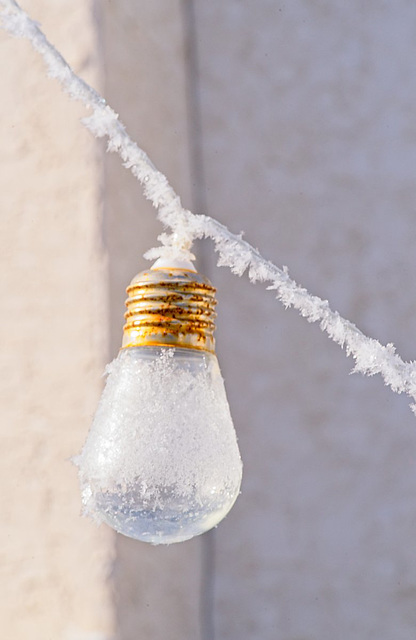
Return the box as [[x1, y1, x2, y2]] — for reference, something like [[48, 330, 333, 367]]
[[75, 264, 242, 545]]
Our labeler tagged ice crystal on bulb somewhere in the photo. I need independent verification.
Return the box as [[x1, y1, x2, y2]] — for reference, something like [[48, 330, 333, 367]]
[[74, 347, 242, 544]]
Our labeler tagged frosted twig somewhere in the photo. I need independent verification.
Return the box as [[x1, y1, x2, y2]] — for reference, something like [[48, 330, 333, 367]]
[[2, 0, 416, 411]]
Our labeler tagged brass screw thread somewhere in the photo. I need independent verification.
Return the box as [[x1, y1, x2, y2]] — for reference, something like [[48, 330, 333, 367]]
[[121, 268, 217, 353]]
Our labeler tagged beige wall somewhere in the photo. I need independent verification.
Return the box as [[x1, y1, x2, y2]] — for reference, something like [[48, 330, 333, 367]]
[[2, 1, 416, 639], [100, 2, 203, 638], [197, 4, 416, 638], [0, 2, 114, 639]]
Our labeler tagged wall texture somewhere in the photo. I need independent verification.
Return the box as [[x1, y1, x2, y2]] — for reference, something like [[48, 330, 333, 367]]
[[0, 2, 114, 639], [194, 3, 416, 639], [99, 2, 204, 639], [2, 1, 416, 639]]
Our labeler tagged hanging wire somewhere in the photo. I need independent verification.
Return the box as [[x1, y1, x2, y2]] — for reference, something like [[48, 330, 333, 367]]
[[2, 0, 416, 416]]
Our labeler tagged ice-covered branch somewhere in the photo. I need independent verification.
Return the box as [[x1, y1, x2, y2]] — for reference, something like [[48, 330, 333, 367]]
[[2, 0, 416, 410]]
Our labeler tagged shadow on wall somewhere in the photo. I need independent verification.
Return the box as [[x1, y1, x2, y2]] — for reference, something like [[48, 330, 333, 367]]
[[99, 1, 416, 639], [100, 2, 213, 638]]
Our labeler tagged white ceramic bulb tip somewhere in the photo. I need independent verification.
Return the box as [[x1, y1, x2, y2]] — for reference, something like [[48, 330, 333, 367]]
[[151, 257, 197, 272]]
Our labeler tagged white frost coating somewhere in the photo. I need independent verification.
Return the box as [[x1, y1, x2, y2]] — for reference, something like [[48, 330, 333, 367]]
[[74, 348, 242, 543], [2, 0, 416, 412]]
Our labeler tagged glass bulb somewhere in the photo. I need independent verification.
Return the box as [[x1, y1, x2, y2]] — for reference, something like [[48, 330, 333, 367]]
[[75, 265, 242, 544], [76, 347, 242, 544]]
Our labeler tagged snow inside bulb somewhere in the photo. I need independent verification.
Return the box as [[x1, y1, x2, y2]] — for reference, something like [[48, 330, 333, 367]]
[[75, 258, 242, 544]]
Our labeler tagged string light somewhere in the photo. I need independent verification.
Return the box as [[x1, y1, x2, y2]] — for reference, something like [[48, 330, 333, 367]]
[[75, 259, 242, 544]]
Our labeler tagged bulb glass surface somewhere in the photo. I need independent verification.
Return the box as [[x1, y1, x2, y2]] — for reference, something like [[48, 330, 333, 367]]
[[75, 346, 242, 545]]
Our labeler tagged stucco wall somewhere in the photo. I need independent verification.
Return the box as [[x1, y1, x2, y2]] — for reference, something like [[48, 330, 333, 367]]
[[102, 1, 416, 638], [100, 3, 203, 638], [0, 2, 114, 639], [195, 3, 416, 638], [2, 1, 416, 639]]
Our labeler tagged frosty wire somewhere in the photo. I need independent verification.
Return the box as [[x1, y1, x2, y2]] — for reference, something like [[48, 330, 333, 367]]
[[2, 0, 416, 411]]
